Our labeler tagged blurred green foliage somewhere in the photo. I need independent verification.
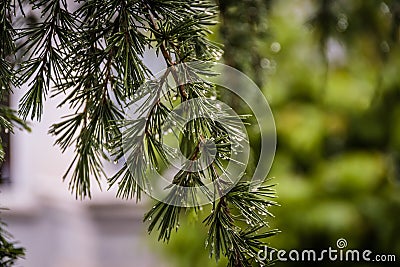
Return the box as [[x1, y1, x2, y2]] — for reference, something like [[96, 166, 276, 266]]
[[153, 0, 400, 266]]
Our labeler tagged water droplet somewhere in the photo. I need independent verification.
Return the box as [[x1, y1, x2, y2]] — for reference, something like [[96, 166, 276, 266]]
[[148, 217, 152, 221], [172, 96, 177, 101], [260, 58, 270, 69], [168, 128, 173, 133], [380, 41, 390, 53], [337, 14, 348, 32], [210, 96, 216, 100], [113, 160, 118, 164], [155, 133, 159, 139], [270, 42, 281, 53], [381, 2, 390, 14]]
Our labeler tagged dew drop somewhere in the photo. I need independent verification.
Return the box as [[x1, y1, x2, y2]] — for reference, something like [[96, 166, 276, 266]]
[[381, 2, 390, 14], [270, 42, 281, 53], [260, 58, 270, 69]]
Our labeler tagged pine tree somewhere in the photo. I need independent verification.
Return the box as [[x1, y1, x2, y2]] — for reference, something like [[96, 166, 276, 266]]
[[0, 1, 278, 266]]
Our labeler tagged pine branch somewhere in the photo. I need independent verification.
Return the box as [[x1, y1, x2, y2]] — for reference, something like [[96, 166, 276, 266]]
[[0, 209, 25, 267], [0, 0, 30, 160], [204, 181, 279, 266], [8, 1, 278, 266], [17, 0, 75, 120]]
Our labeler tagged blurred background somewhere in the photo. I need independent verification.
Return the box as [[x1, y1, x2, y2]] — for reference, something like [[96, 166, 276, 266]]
[[2, 0, 400, 266]]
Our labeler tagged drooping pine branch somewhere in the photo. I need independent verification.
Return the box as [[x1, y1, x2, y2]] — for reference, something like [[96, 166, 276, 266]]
[[0, 0, 31, 159], [10, 1, 278, 266], [0, 209, 25, 267]]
